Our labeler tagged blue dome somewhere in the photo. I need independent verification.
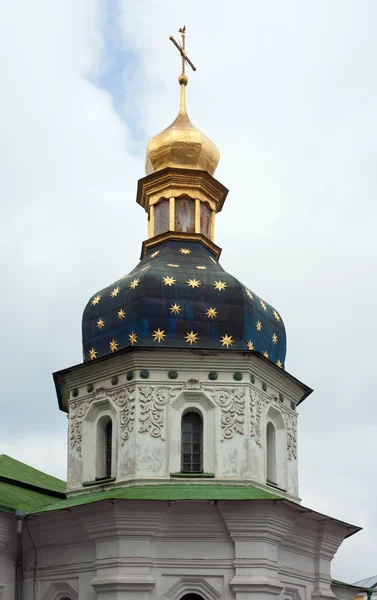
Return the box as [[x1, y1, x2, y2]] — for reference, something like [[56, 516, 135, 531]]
[[82, 239, 286, 367]]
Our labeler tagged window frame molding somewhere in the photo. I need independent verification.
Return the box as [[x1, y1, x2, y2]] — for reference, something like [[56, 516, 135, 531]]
[[82, 399, 118, 483], [40, 581, 78, 600], [169, 390, 216, 475], [164, 576, 221, 600], [264, 405, 286, 490]]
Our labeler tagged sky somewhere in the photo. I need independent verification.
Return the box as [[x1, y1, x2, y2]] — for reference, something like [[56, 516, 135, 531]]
[[1, 0, 377, 582]]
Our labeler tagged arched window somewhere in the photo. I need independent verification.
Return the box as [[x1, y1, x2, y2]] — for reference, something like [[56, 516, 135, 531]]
[[96, 415, 113, 479], [105, 420, 112, 478], [181, 595, 205, 600], [182, 412, 203, 473], [266, 421, 277, 485]]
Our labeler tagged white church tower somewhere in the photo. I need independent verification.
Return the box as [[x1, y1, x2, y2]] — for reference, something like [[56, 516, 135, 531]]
[[0, 28, 363, 600]]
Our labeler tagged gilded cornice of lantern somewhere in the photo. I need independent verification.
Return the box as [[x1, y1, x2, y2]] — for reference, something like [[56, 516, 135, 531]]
[[136, 167, 228, 213], [140, 232, 222, 259]]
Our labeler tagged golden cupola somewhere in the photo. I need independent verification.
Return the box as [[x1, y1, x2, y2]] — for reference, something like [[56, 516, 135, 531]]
[[145, 31, 220, 176], [137, 27, 228, 249]]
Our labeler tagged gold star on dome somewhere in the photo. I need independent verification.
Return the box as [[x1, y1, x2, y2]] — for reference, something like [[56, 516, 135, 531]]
[[110, 286, 120, 298], [272, 333, 278, 345], [276, 359, 282, 368], [247, 340, 254, 351], [196, 265, 207, 270], [152, 328, 166, 343], [185, 330, 199, 345], [187, 278, 200, 288], [91, 294, 101, 306], [206, 307, 217, 319], [169, 303, 181, 315], [89, 347, 97, 360], [245, 288, 254, 301], [209, 257, 217, 264], [273, 309, 281, 322], [163, 275, 176, 286], [130, 278, 140, 290], [220, 334, 233, 348], [96, 318, 105, 330], [118, 308, 126, 320], [129, 331, 138, 345], [214, 280, 227, 291], [260, 299, 267, 312], [150, 250, 160, 258], [168, 263, 180, 268], [180, 248, 191, 254], [256, 321, 262, 332], [109, 339, 119, 353], [263, 351, 269, 358]]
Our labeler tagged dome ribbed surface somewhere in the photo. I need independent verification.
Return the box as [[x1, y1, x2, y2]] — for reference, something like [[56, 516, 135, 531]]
[[82, 240, 286, 367]]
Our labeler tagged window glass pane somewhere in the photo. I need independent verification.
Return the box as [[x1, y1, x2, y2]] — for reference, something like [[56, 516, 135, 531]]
[[175, 197, 195, 233], [154, 199, 169, 236], [181, 412, 203, 473], [200, 202, 211, 237]]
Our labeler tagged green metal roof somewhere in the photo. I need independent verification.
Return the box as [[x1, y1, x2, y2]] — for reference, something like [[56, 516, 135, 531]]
[[332, 580, 373, 592], [0, 454, 66, 514], [0, 480, 63, 514], [0, 455, 66, 494], [32, 483, 280, 514]]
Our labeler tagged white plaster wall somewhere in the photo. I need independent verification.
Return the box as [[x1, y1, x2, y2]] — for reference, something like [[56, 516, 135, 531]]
[[0, 512, 16, 600], [65, 350, 301, 499], [19, 499, 352, 600]]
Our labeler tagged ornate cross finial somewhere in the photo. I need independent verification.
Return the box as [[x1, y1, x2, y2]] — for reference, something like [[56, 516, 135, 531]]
[[169, 25, 196, 86]]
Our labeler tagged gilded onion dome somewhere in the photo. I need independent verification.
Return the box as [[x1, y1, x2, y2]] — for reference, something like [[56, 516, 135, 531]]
[[145, 75, 220, 176]]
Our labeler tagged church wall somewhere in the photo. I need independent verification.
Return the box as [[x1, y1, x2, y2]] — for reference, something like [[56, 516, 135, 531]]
[[19, 498, 351, 600], [0, 512, 16, 600], [65, 350, 302, 499]]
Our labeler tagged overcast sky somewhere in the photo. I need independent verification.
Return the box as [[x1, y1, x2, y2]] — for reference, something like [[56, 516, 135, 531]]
[[1, 0, 376, 582]]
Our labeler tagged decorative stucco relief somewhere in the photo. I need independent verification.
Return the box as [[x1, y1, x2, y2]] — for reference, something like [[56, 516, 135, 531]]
[[69, 399, 90, 456], [209, 387, 246, 441], [139, 385, 181, 439], [69, 384, 136, 455], [113, 386, 136, 444], [250, 388, 271, 447], [284, 412, 297, 460]]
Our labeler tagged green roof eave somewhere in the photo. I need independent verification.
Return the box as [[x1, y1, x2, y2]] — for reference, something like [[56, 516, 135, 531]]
[[0, 480, 65, 514], [31, 483, 280, 514], [332, 580, 374, 592], [0, 455, 66, 496]]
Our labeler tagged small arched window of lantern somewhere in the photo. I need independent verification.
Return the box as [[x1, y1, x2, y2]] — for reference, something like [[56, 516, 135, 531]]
[[181, 595, 205, 600], [96, 415, 113, 480], [153, 198, 170, 236], [181, 411, 203, 473], [266, 421, 277, 485], [175, 196, 195, 233]]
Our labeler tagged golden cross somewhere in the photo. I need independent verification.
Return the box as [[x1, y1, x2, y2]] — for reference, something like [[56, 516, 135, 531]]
[[169, 26, 196, 77]]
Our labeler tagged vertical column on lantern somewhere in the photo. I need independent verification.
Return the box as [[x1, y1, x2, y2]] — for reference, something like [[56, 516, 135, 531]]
[[195, 198, 200, 234], [148, 204, 155, 238], [169, 197, 175, 231], [210, 209, 215, 241]]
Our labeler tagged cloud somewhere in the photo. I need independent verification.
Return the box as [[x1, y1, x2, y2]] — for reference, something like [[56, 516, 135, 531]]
[[0, 0, 376, 584]]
